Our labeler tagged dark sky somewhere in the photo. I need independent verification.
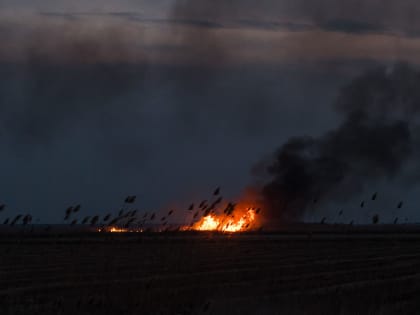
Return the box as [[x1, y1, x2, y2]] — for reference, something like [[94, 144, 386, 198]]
[[1, 1, 420, 223]]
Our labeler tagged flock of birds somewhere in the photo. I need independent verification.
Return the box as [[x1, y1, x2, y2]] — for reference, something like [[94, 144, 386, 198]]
[[76, 186, 222, 231], [0, 189, 411, 231], [0, 203, 33, 226], [0, 187, 256, 232], [318, 192, 406, 225]]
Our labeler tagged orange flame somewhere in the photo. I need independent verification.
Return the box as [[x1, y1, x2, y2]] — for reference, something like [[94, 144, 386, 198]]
[[186, 201, 261, 232], [99, 188, 263, 233], [193, 209, 257, 232]]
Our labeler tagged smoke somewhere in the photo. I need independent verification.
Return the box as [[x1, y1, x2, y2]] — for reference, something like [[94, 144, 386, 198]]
[[260, 63, 420, 221]]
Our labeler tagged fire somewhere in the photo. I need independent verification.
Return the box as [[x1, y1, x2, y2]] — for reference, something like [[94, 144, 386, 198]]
[[99, 227, 144, 233], [189, 206, 259, 232], [97, 188, 263, 233], [197, 215, 219, 231], [108, 227, 129, 233], [187, 188, 262, 232]]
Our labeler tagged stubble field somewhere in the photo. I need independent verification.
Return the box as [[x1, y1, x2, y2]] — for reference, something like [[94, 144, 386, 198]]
[[1, 231, 420, 315]]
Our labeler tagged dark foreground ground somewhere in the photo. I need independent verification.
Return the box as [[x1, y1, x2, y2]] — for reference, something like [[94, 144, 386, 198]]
[[1, 231, 420, 315]]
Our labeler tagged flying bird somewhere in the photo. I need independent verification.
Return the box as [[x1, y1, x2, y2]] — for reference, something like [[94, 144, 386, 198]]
[[371, 192, 378, 201], [125, 196, 136, 204], [360, 201, 365, 208], [82, 216, 91, 224], [64, 207, 73, 220], [65, 206, 73, 215], [213, 187, 220, 196], [199, 200, 207, 208], [108, 218, 119, 226], [22, 215, 32, 225], [90, 216, 99, 226], [224, 203, 236, 215], [11, 215, 22, 226], [397, 201, 403, 209]]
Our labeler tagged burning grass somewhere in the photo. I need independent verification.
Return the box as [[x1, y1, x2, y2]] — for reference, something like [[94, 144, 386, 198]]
[[99, 188, 263, 233], [184, 205, 260, 232]]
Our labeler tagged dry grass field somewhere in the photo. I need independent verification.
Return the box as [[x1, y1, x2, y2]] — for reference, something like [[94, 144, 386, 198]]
[[1, 231, 420, 315]]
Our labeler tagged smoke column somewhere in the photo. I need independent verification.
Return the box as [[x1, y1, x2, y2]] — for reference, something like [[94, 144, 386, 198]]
[[260, 64, 420, 221]]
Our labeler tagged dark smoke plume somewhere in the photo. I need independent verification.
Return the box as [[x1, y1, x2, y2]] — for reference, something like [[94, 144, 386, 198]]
[[261, 64, 420, 221]]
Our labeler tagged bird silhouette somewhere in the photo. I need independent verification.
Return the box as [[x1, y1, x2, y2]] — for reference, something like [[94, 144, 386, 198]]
[[213, 187, 220, 196], [199, 200, 207, 208]]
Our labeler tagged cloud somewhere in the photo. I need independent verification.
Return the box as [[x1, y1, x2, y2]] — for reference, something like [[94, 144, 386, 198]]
[[317, 19, 389, 35]]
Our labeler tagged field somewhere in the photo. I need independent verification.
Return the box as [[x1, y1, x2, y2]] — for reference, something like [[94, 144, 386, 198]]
[[1, 230, 420, 314]]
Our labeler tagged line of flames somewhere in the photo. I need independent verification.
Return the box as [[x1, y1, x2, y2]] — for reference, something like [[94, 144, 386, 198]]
[[186, 208, 258, 232], [99, 202, 261, 233]]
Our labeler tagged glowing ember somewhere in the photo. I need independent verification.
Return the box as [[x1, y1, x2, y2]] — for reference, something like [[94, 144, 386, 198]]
[[99, 227, 144, 233], [109, 227, 128, 233]]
